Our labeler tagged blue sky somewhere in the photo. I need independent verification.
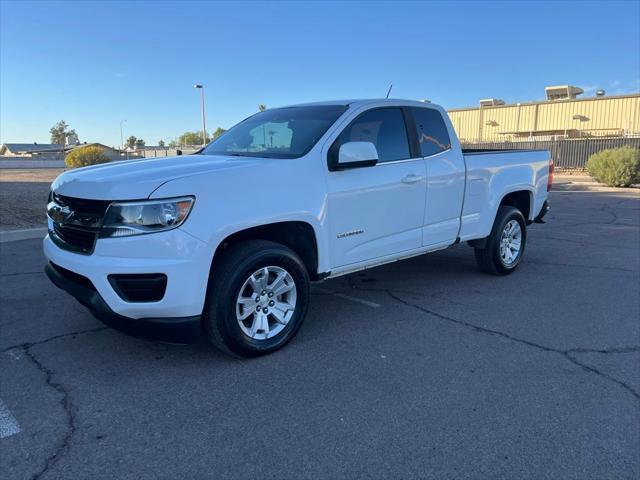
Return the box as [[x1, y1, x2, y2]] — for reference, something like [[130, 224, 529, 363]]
[[1, 0, 639, 146]]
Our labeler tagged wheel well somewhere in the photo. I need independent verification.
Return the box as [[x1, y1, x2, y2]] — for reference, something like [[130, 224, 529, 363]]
[[468, 190, 532, 250], [500, 191, 531, 220], [212, 221, 320, 280]]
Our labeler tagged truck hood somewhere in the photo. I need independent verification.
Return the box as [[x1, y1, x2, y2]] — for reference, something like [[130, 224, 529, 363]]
[[52, 155, 260, 200]]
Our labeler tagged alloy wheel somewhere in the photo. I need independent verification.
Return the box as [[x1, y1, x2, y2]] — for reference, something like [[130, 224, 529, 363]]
[[235, 266, 297, 340]]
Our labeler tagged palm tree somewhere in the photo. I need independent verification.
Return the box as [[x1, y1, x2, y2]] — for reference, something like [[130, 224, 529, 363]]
[[258, 104, 268, 147]]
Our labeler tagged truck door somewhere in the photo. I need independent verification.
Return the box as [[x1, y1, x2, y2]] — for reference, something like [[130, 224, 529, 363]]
[[326, 107, 427, 268], [410, 106, 465, 247]]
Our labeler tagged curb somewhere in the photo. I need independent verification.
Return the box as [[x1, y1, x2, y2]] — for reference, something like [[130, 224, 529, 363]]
[[552, 183, 640, 192], [0, 228, 47, 243]]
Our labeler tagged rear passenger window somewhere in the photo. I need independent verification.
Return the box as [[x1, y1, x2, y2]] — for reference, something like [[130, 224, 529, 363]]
[[331, 108, 410, 164], [411, 107, 451, 157]]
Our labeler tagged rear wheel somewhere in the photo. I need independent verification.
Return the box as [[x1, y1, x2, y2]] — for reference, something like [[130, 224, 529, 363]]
[[474, 206, 527, 275], [204, 240, 310, 357]]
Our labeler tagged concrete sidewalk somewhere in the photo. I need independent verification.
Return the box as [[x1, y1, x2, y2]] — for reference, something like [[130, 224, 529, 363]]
[[0, 227, 47, 243], [554, 173, 594, 183], [554, 173, 640, 190]]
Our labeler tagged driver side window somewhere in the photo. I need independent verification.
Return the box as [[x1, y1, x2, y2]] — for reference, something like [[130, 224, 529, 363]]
[[329, 108, 411, 166]]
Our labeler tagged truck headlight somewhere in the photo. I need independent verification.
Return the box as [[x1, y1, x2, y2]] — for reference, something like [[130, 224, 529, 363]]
[[100, 197, 194, 238]]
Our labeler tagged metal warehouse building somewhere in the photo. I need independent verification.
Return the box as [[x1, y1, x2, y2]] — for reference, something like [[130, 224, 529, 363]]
[[447, 86, 640, 142]]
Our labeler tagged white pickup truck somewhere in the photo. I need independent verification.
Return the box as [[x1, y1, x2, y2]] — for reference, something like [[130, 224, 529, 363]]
[[45, 99, 552, 357]]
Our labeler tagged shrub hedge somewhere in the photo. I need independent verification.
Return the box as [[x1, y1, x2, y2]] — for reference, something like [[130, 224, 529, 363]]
[[65, 146, 111, 169], [586, 146, 640, 187]]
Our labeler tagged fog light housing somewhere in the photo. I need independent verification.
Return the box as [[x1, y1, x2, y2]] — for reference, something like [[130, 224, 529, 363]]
[[108, 274, 168, 302]]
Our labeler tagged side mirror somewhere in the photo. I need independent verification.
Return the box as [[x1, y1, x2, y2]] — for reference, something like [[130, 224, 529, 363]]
[[336, 141, 378, 170]]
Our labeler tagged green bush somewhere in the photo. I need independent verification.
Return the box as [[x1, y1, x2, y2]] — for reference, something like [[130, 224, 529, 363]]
[[65, 146, 111, 169], [586, 146, 640, 187]]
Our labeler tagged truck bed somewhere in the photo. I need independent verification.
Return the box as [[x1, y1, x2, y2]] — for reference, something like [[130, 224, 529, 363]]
[[459, 148, 551, 242]]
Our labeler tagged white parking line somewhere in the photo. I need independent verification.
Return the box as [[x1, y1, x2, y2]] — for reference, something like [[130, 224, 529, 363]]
[[599, 224, 639, 230], [312, 287, 381, 308], [0, 399, 20, 439], [552, 231, 589, 237]]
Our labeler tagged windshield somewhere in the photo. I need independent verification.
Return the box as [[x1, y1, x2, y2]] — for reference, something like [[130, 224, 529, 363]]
[[201, 105, 348, 159]]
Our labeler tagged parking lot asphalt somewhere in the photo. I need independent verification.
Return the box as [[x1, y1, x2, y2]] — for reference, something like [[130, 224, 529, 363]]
[[1, 187, 639, 480]]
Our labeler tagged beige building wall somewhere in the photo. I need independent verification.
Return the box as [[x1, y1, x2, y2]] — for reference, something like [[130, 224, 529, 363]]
[[447, 94, 640, 142]]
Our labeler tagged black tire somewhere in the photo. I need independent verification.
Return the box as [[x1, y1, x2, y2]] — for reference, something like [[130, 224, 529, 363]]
[[474, 206, 527, 275], [203, 240, 310, 357]]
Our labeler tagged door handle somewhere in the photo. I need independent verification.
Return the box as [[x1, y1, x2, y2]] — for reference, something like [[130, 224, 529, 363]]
[[401, 174, 423, 184]]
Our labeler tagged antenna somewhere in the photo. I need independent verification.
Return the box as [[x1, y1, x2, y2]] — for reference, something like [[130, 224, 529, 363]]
[[385, 84, 393, 99]]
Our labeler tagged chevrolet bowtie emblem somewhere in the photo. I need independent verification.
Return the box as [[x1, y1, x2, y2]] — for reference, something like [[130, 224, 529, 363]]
[[49, 204, 73, 224]]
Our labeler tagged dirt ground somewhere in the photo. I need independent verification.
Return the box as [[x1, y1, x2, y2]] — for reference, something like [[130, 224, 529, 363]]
[[0, 169, 63, 230]]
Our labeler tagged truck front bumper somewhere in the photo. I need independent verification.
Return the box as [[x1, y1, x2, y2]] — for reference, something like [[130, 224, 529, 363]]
[[43, 229, 212, 343], [45, 262, 200, 343]]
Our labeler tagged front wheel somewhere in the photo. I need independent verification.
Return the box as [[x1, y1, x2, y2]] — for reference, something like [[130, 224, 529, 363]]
[[204, 240, 310, 357], [474, 206, 527, 275]]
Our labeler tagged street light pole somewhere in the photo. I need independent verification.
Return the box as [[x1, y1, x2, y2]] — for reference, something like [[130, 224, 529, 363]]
[[119, 120, 128, 160], [194, 84, 207, 147]]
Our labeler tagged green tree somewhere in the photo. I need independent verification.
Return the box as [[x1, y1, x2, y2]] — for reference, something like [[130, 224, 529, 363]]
[[258, 104, 267, 112], [211, 127, 226, 140], [49, 120, 78, 145], [158, 140, 165, 148], [135, 138, 146, 149], [126, 136, 137, 148], [65, 146, 110, 169], [178, 131, 209, 146]]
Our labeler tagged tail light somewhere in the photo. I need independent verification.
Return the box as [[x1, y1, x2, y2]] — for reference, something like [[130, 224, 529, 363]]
[[547, 158, 554, 192]]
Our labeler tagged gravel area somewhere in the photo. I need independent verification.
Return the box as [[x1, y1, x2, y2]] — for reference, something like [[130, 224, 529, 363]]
[[0, 169, 62, 230]]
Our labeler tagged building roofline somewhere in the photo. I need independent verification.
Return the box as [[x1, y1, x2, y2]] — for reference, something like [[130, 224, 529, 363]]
[[447, 92, 640, 112]]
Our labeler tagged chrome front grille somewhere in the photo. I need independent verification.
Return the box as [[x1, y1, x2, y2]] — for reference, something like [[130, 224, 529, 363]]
[[52, 192, 111, 217], [52, 223, 98, 253], [48, 192, 112, 254]]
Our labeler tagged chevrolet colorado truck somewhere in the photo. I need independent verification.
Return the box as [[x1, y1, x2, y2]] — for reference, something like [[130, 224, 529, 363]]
[[44, 99, 552, 357]]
